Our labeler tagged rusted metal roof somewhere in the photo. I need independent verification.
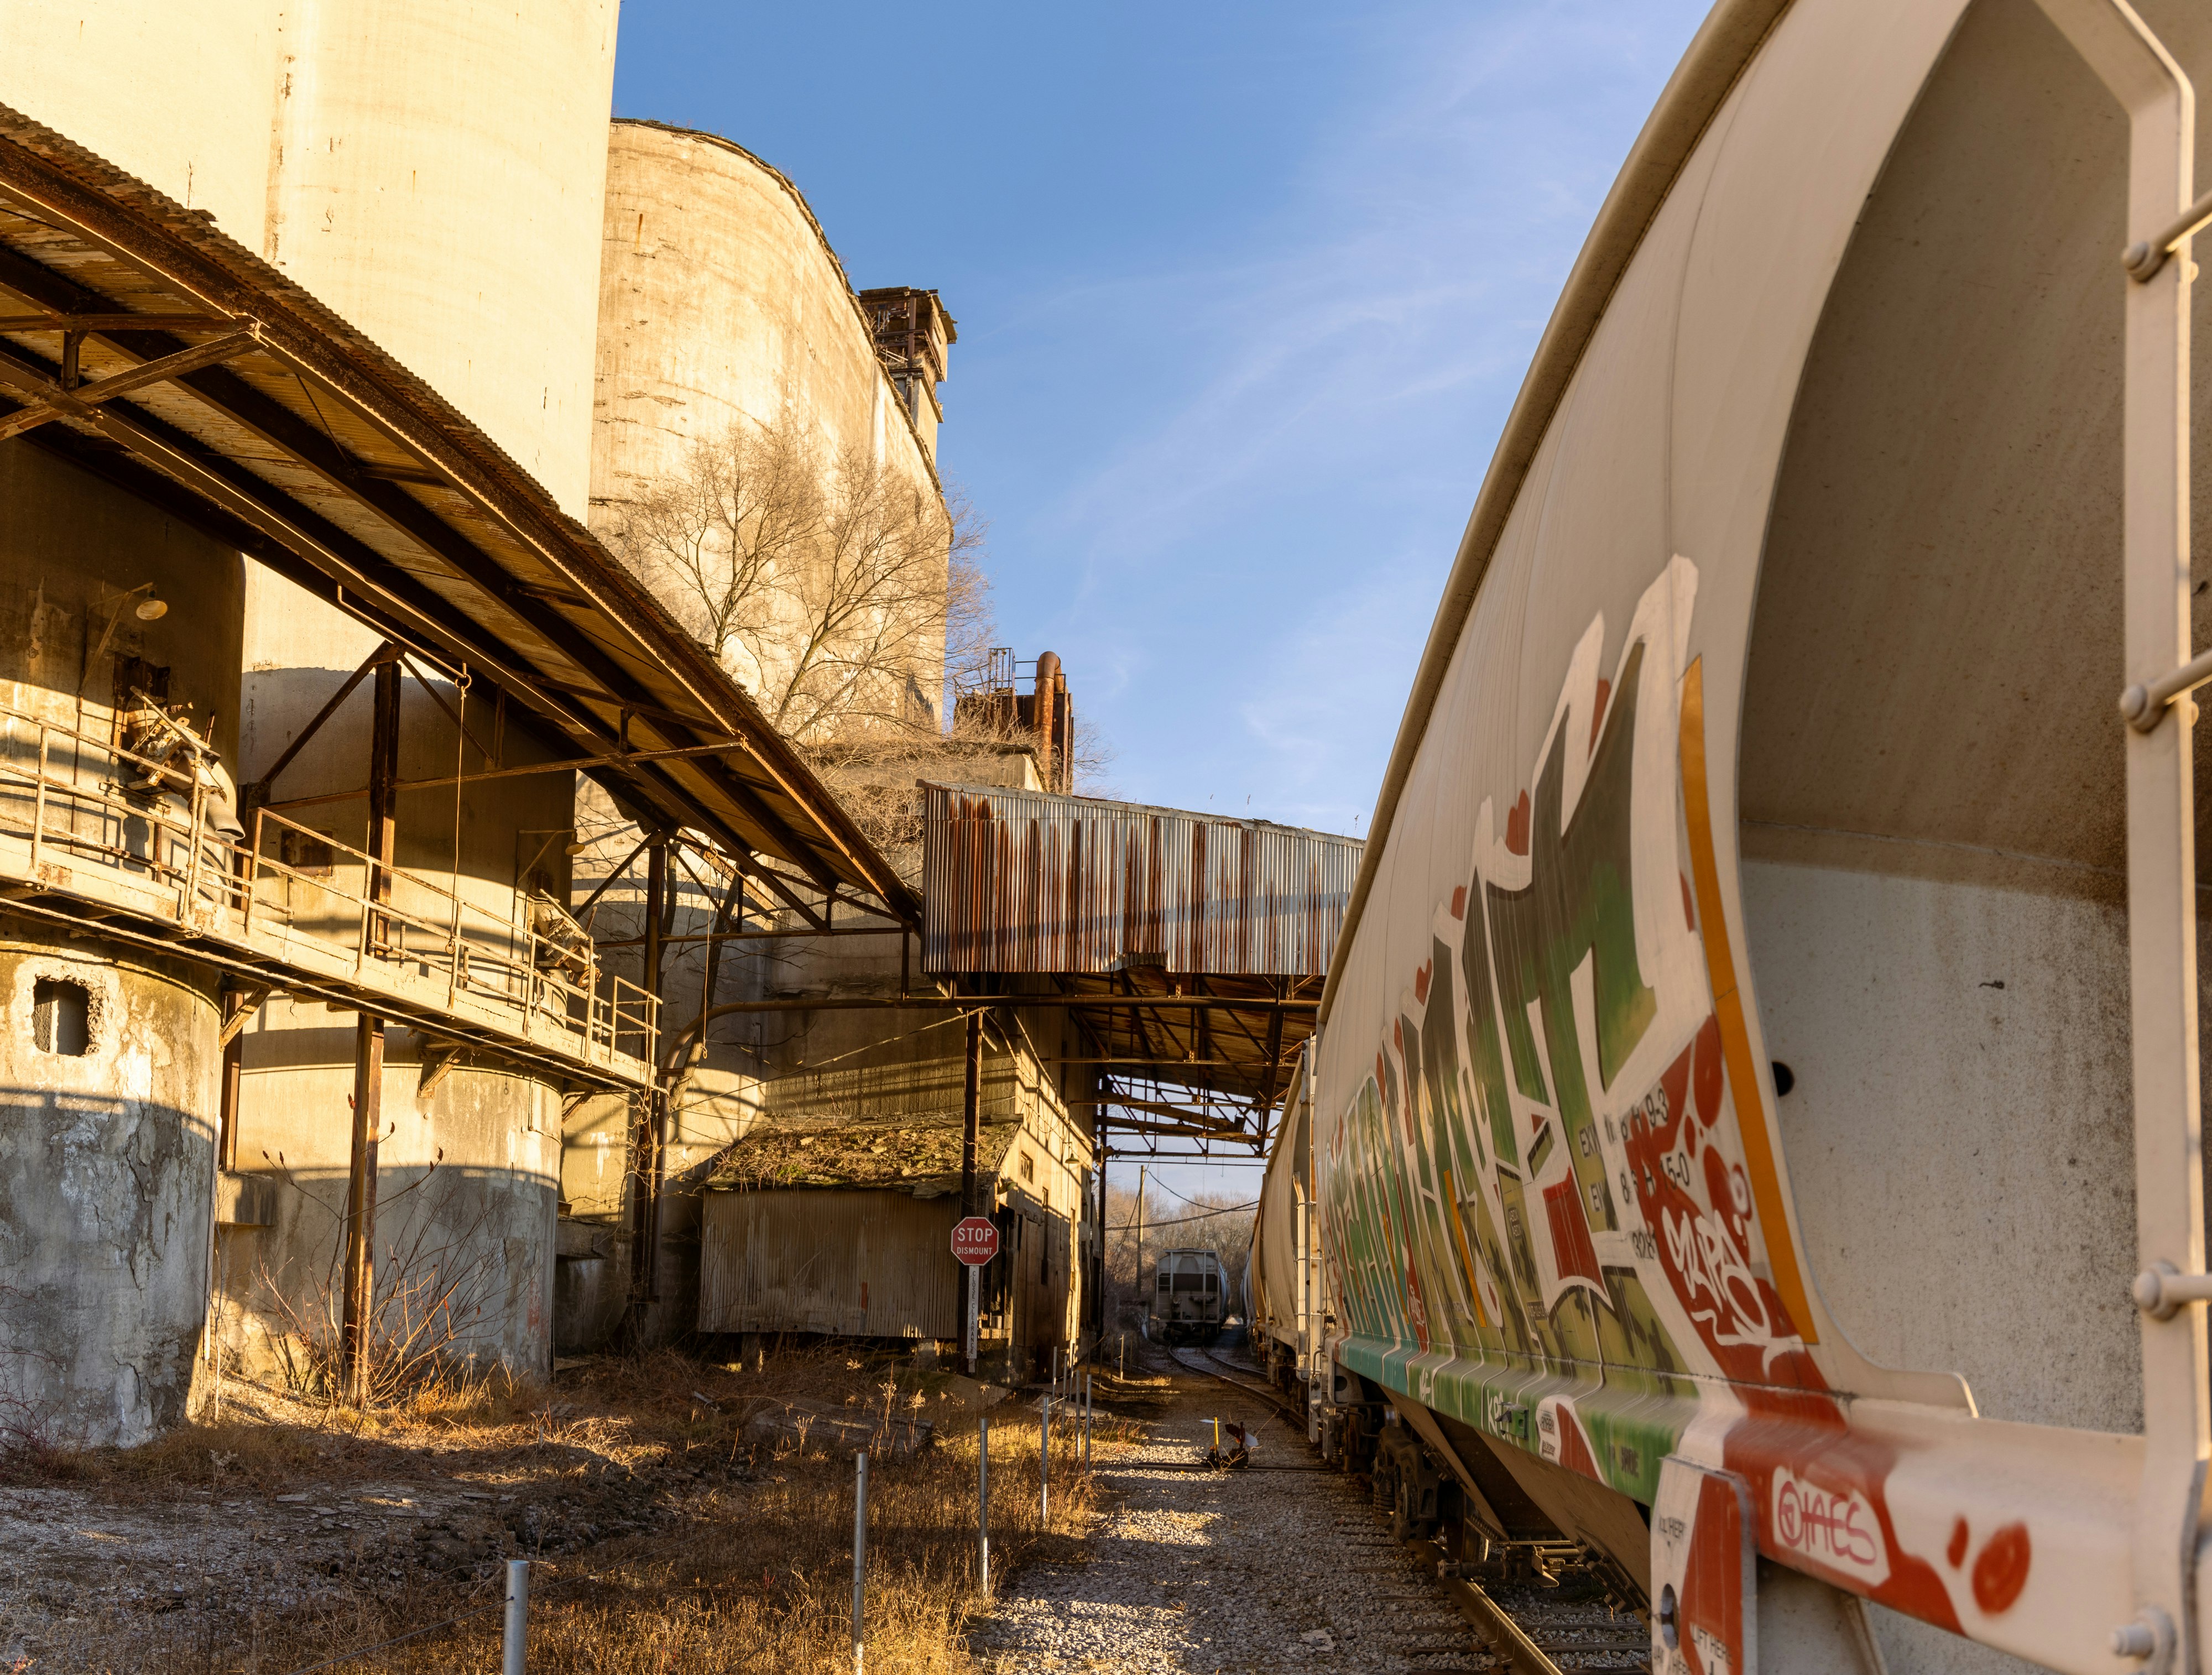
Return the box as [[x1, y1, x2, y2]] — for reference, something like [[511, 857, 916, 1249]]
[[922, 784, 1360, 976], [0, 107, 911, 921]]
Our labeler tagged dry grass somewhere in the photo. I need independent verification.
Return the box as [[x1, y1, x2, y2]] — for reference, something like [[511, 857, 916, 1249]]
[[3, 1350, 1144, 1675]]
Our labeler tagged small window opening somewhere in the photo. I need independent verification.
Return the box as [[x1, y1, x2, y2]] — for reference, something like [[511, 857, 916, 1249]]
[[33, 978, 90, 1056], [1020, 1152, 1035, 1182]]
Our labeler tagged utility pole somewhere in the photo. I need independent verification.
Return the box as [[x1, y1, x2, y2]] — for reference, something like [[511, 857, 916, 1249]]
[[961, 1007, 982, 1376], [1135, 1162, 1147, 1320], [341, 649, 400, 1406], [630, 836, 667, 1319]]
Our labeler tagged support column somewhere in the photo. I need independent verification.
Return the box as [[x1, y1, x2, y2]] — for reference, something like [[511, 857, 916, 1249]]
[[341, 652, 400, 1406], [629, 837, 667, 1309], [1092, 1125, 1108, 1336], [962, 1008, 982, 1375]]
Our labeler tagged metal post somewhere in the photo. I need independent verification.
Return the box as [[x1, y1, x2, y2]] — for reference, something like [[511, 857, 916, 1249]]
[[1084, 1373, 1092, 1474], [340, 656, 399, 1408], [502, 1559, 529, 1675], [1039, 1395, 1050, 1524], [977, 1412, 991, 1596], [962, 1008, 982, 1376], [852, 1451, 868, 1673], [630, 838, 666, 1311], [964, 1261, 979, 1380], [218, 985, 246, 1173]]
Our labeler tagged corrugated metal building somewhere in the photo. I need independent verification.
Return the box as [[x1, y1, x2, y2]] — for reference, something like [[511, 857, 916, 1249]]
[[923, 784, 1360, 976]]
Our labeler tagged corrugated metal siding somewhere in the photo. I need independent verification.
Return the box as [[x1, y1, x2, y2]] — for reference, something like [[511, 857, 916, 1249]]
[[923, 785, 1361, 974], [699, 1189, 961, 1337]]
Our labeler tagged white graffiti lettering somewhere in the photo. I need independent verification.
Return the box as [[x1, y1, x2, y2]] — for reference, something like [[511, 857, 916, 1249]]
[[1661, 1206, 1776, 1352]]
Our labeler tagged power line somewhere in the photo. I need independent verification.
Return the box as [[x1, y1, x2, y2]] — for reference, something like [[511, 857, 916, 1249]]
[[1104, 1200, 1258, 1232]]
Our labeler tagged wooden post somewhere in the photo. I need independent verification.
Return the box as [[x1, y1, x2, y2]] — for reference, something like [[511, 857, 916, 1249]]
[[630, 837, 667, 1308], [961, 1008, 982, 1375], [340, 655, 399, 1406]]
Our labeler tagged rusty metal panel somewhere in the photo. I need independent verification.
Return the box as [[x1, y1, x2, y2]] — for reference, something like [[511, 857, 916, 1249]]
[[698, 1188, 961, 1337], [922, 784, 1360, 975]]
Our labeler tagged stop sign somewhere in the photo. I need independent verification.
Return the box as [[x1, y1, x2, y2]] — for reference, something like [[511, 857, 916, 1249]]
[[951, 1216, 999, 1266]]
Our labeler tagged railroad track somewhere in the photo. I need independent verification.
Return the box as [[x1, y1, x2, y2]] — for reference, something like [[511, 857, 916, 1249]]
[[1160, 1337, 1650, 1674]]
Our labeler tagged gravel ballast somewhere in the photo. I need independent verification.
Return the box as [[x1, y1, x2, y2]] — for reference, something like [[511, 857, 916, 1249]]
[[971, 1349, 1504, 1674]]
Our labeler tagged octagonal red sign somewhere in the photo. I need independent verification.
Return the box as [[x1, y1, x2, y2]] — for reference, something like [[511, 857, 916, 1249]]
[[951, 1216, 999, 1266]]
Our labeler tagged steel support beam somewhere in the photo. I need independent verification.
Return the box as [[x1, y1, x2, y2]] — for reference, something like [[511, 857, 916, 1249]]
[[340, 656, 401, 1406]]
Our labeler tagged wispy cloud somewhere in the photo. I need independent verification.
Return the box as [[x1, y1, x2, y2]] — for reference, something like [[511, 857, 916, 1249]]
[[979, 1, 1708, 828]]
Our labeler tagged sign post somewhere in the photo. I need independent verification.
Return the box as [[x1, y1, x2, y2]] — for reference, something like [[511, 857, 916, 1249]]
[[952, 1215, 999, 1377]]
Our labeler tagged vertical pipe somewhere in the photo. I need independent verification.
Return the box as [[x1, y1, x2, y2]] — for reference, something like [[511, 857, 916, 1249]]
[[1084, 1373, 1092, 1474], [965, 1262, 979, 1380], [978, 1412, 991, 1594], [1039, 1394, 1050, 1523], [341, 655, 399, 1406], [217, 987, 245, 1172], [502, 1559, 529, 1675], [631, 838, 666, 1308], [1135, 1164, 1146, 1334], [962, 1008, 982, 1374], [852, 1451, 869, 1673]]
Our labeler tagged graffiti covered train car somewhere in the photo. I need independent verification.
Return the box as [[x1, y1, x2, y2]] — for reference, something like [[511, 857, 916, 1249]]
[[1256, 1, 2212, 1671]]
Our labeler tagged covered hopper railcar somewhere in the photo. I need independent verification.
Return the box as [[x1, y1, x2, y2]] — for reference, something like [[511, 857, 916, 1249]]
[[1150, 1247, 1229, 1344], [1267, 1, 2212, 1672]]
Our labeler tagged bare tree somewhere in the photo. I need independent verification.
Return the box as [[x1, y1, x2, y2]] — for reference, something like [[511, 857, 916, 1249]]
[[613, 415, 979, 745]]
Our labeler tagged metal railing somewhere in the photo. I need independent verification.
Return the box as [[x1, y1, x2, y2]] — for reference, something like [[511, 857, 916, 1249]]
[[0, 700, 656, 1074]]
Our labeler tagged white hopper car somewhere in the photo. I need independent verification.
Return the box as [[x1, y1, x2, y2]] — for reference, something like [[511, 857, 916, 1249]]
[[1251, 1, 2212, 1671]]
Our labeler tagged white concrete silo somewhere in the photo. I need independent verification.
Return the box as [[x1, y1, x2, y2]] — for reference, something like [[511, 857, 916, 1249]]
[[0, 2, 620, 1422]]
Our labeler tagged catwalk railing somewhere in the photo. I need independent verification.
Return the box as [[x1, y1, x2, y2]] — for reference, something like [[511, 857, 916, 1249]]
[[0, 702, 658, 1087]]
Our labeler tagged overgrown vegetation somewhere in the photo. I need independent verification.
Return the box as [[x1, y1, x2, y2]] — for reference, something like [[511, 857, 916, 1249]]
[[3, 1348, 1142, 1674]]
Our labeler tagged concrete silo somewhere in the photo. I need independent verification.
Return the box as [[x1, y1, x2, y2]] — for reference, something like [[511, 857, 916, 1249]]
[[230, 0, 620, 1386], [565, 120, 960, 1346], [0, 1, 621, 1429]]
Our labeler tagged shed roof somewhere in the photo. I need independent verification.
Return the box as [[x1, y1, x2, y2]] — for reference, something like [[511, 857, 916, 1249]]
[[0, 107, 911, 923], [705, 1111, 1024, 1198]]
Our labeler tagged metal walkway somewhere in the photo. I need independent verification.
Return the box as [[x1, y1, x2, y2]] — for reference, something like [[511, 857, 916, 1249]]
[[0, 702, 656, 1089]]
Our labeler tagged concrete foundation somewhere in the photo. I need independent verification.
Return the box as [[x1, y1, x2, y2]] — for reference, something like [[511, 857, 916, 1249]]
[[216, 1033, 561, 1389], [0, 933, 220, 1447]]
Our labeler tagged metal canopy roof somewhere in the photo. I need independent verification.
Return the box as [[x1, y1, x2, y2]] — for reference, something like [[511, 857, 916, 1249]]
[[0, 107, 912, 925]]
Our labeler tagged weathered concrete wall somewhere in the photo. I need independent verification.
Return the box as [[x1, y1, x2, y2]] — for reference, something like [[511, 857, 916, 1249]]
[[0, 443, 246, 758], [216, 1030, 561, 1385], [0, 935, 220, 1447], [593, 119, 940, 524], [589, 120, 948, 728], [2, 0, 617, 517], [0, 441, 244, 1448], [227, 630, 575, 1382]]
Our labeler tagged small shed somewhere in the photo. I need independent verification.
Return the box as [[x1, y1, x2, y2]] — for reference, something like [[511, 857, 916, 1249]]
[[698, 1104, 1083, 1366]]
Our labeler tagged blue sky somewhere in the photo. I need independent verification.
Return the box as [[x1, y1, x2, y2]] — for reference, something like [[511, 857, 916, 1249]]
[[613, 1, 1709, 1196]]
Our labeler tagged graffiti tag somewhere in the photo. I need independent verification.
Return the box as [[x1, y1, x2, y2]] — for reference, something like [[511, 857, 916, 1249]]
[[1771, 1466, 1890, 1588]]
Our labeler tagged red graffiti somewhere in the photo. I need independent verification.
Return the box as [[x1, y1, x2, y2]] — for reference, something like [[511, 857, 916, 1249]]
[[1542, 1177, 1602, 1286], [1776, 1474, 1882, 1571], [1505, 790, 1531, 856], [1451, 885, 1467, 920], [1946, 1518, 1969, 1569], [1415, 961, 1431, 1005], [1588, 677, 1611, 754], [1971, 1523, 2031, 1615], [1692, 1015, 1723, 1126]]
